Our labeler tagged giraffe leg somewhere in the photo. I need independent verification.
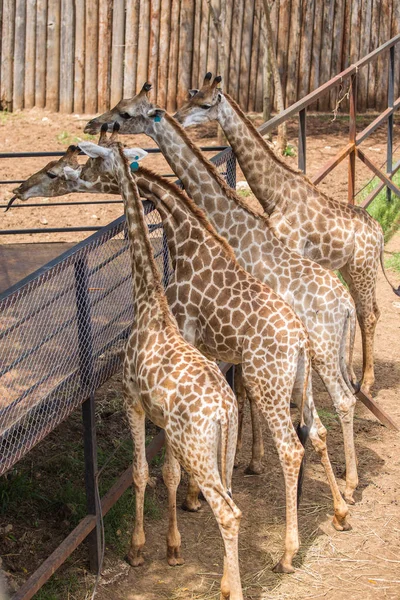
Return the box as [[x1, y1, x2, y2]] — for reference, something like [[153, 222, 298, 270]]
[[125, 399, 149, 567], [181, 474, 202, 512], [162, 442, 185, 566], [234, 365, 245, 468], [340, 263, 380, 395], [317, 365, 358, 505], [198, 481, 243, 600]]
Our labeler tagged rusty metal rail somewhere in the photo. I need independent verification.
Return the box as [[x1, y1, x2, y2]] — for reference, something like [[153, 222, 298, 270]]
[[259, 33, 400, 208]]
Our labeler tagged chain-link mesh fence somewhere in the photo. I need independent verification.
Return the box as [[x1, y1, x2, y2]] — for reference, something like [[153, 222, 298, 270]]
[[0, 150, 236, 476]]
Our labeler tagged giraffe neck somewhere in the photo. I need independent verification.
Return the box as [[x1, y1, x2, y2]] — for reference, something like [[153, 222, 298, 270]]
[[219, 94, 292, 215], [113, 148, 169, 323], [145, 113, 268, 247]]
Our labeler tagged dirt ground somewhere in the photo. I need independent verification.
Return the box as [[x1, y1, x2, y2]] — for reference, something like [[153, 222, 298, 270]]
[[1, 110, 400, 600]]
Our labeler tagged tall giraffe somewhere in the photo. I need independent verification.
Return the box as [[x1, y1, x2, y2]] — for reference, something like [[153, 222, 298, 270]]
[[175, 73, 400, 395], [9, 131, 352, 572], [84, 84, 361, 505], [95, 134, 244, 598]]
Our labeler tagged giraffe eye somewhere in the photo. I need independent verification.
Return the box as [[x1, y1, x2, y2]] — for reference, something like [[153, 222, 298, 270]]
[[119, 112, 131, 119], [200, 104, 211, 110], [46, 171, 57, 179]]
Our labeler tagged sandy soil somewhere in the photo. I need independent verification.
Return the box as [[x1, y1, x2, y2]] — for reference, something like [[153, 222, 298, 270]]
[[1, 109, 400, 600]]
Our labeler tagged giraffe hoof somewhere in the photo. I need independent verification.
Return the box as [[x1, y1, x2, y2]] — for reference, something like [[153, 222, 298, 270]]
[[126, 551, 145, 567], [244, 462, 264, 475], [344, 492, 356, 505], [272, 561, 295, 574], [167, 545, 185, 566], [181, 499, 202, 512], [332, 515, 352, 532]]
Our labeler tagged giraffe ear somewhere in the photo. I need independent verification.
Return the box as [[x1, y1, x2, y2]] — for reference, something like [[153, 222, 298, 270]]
[[123, 148, 148, 162], [147, 108, 166, 122], [78, 142, 112, 159], [188, 89, 199, 99], [63, 166, 82, 181]]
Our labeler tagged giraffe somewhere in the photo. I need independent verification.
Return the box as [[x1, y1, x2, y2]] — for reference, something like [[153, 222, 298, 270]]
[[9, 131, 351, 572], [92, 133, 244, 598], [175, 73, 400, 395], [84, 84, 361, 506]]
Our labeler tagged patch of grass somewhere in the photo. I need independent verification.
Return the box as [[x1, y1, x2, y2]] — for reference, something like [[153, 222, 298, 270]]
[[283, 144, 296, 157], [236, 187, 253, 198], [34, 570, 82, 600], [358, 170, 400, 242], [0, 470, 48, 515], [0, 111, 9, 125], [57, 131, 96, 146], [317, 408, 338, 430], [385, 252, 400, 273]]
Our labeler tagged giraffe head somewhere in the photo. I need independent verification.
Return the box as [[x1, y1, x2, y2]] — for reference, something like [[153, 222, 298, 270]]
[[84, 82, 163, 136], [6, 145, 82, 210], [5, 128, 147, 210], [174, 73, 223, 128]]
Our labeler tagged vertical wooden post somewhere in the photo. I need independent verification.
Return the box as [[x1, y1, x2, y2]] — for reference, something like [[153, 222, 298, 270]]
[[348, 73, 357, 205], [228, 0, 244, 99], [177, 0, 194, 107], [124, 0, 140, 98], [25, 0, 37, 109], [238, 0, 255, 111], [74, 0, 85, 114], [166, 0, 180, 111], [98, 0, 112, 111], [34, 0, 47, 109], [110, 0, 125, 107], [46, 0, 60, 111], [298, 0, 314, 101], [59, 0, 74, 113], [157, 0, 171, 106], [148, 0, 161, 102], [387, 44, 394, 204], [298, 108, 306, 174], [317, 0, 334, 111], [286, 0, 302, 108], [84, 0, 99, 114], [1, 0, 15, 111], [13, 0, 26, 111], [137, 0, 151, 89]]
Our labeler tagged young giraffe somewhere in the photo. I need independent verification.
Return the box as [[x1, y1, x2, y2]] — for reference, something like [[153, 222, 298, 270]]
[[84, 84, 360, 505], [94, 134, 244, 599], [9, 132, 351, 572], [175, 73, 400, 395]]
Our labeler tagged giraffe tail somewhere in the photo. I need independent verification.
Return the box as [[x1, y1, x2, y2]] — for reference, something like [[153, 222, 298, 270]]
[[219, 411, 236, 498], [379, 233, 400, 296], [339, 306, 358, 393], [296, 337, 311, 506]]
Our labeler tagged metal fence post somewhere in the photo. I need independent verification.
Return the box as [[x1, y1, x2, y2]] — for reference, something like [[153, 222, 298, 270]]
[[74, 256, 102, 573], [298, 108, 307, 173], [226, 151, 237, 189], [348, 73, 357, 204], [387, 45, 395, 203]]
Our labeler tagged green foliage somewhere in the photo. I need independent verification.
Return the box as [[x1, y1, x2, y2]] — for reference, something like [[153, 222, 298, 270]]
[[385, 252, 400, 273], [0, 111, 9, 125], [317, 408, 338, 430], [34, 571, 81, 600], [283, 144, 296, 157], [57, 131, 96, 145], [358, 170, 400, 242], [236, 187, 253, 198]]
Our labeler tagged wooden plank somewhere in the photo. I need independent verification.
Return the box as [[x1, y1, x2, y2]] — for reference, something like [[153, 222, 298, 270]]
[[248, 0, 261, 112], [45, 0, 60, 111], [98, 0, 112, 110], [238, 0, 255, 110], [228, 0, 244, 99], [377, 0, 392, 111], [124, 0, 140, 97], [356, 389, 399, 431], [157, 0, 171, 105], [177, 0, 194, 107], [357, 0, 372, 112], [223, 0, 233, 88], [84, 0, 99, 114], [110, 0, 125, 107], [148, 0, 161, 102], [197, 0, 209, 88], [298, 0, 314, 100], [255, 6, 265, 112], [1, 0, 15, 111], [286, 0, 302, 107], [367, 0, 381, 109], [137, 0, 151, 90], [13, 0, 26, 110], [318, 0, 335, 110], [311, 143, 354, 185], [191, 0, 201, 86], [277, 0, 290, 106], [73, 0, 85, 113], [392, 0, 400, 100], [329, 0, 345, 109], [59, 0, 74, 113], [166, 0, 180, 111], [309, 0, 323, 107], [24, 0, 37, 108], [349, 0, 361, 65], [206, 1, 218, 80], [34, 0, 47, 108]]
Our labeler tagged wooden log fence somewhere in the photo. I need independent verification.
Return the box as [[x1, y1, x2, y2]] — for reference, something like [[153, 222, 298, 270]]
[[0, 0, 400, 114]]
